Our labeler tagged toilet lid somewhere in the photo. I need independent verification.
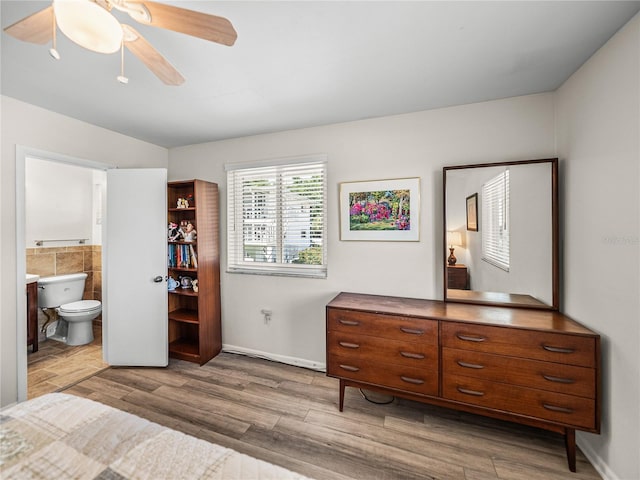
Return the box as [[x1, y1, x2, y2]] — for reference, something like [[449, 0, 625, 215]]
[[59, 300, 101, 313]]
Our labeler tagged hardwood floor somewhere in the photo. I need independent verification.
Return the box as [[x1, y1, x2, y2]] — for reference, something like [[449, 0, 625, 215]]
[[27, 322, 107, 399], [61, 353, 602, 480]]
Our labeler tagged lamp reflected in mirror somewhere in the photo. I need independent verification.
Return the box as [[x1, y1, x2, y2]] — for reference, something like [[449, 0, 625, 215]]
[[447, 230, 462, 266]]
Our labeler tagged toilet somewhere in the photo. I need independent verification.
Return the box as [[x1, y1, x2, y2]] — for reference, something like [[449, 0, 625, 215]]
[[37, 273, 102, 346]]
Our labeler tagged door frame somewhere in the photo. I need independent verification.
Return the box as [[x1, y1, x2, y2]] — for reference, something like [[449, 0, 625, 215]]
[[15, 146, 112, 401]]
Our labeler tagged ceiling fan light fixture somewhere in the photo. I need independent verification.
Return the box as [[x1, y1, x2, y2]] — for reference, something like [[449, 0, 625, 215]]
[[53, 0, 123, 54]]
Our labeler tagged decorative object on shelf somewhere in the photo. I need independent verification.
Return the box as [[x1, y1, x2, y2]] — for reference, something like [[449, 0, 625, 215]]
[[191, 279, 198, 293], [179, 276, 193, 289], [447, 230, 462, 265], [183, 222, 197, 242], [339, 177, 420, 241], [167, 276, 178, 291], [466, 193, 478, 231], [168, 222, 181, 241], [176, 197, 189, 209]]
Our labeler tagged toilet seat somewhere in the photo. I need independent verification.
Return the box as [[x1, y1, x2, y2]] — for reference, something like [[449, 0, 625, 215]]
[[58, 300, 101, 314]]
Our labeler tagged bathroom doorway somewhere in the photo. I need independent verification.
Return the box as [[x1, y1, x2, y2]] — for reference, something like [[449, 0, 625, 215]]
[[18, 149, 110, 400]]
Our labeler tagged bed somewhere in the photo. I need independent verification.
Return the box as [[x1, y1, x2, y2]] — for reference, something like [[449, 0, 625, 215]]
[[0, 393, 311, 479]]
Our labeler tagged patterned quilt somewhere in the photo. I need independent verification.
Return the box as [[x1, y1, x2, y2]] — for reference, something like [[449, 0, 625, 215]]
[[1, 393, 311, 479]]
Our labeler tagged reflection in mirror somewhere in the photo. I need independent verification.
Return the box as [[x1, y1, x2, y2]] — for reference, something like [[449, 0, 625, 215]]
[[443, 158, 558, 310]]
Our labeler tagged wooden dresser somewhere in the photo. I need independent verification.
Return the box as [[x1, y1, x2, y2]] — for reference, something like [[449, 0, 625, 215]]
[[326, 292, 600, 472]]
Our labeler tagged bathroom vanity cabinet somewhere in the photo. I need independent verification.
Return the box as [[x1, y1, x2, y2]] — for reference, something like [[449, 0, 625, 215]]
[[326, 292, 600, 472], [167, 180, 221, 365]]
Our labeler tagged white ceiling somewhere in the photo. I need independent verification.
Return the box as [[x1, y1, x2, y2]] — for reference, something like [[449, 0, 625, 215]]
[[2, 1, 639, 148]]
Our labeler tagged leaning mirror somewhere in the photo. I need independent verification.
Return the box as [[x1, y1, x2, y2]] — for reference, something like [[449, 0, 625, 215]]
[[443, 158, 558, 310]]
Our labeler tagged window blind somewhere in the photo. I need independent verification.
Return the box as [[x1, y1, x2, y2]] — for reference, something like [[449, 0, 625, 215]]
[[481, 169, 510, 271], [226, 156, 327, 278]]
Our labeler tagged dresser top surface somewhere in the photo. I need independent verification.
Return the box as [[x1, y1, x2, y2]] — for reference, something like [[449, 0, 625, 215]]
[[327, 292, 597, 336]]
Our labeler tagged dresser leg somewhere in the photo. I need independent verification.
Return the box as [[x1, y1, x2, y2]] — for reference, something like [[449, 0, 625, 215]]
[[565, 428, 576, 472], [339, 379, 345, 412]]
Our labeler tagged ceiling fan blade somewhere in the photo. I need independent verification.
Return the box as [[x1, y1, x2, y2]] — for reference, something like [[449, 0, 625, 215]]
[[126, 1, 237, 46], [3, 6, 53, 45], [122, 24, 185, 86]]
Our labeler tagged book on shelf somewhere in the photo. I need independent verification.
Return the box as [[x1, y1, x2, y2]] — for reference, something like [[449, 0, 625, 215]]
[[190, 244, 198, 268], [168, 243, 198, 269]]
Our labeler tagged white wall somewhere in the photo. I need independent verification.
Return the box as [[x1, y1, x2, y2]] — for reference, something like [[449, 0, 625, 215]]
[[555, 13, 640, 480], [25, 158, 106, 247], [1, 96, 168, 407], [169, 93, 555, 369]]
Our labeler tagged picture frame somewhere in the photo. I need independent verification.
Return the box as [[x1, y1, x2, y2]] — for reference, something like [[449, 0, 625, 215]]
[[466, 193, 478, 231], [339, 177, 420, 241]]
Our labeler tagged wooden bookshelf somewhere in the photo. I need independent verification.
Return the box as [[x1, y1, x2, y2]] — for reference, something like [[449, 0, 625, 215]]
[[167, 179, 221, 365]]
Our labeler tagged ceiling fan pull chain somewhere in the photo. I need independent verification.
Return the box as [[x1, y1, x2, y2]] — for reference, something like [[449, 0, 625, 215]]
[[49, 3, 60, 60], [117, 38, 129, 84]]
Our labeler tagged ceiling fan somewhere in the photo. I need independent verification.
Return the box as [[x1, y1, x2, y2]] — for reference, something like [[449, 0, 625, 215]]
[[3, 0, 237, 85]]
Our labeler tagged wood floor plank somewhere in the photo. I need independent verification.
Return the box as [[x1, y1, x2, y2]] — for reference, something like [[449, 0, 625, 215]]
[[272, 415, 466, 480], [241, 423, 434, 480], [152, 384, 280, 431], [194, 427, 354, 480], [304, 409, 496, 474], [122, 388, 252, 437]]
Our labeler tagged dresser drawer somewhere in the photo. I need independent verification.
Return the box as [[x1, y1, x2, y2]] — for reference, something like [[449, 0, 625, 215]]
[[327, 309, 438, 344], [442, 348, 595, 398], [443, 374, 595, 429], [328, 354, 438, 397], [329, 332, 438, 369], [442, 322, 596, 367]]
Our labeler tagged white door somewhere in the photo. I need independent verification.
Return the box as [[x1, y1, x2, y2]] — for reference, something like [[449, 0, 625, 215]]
[[104, 168, 168, 366]]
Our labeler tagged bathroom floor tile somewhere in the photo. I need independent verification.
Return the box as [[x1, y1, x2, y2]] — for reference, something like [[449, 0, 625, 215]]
[[27, 323, 107, 400]]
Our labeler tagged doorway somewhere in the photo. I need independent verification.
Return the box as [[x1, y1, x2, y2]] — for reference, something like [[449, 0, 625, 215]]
[[16, 147, 112, 401]]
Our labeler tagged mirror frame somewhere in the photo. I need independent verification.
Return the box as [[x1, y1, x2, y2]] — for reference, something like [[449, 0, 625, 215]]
[[443, 158, 559, 310]]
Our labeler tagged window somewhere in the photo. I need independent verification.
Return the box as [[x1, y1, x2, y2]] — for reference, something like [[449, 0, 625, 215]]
[[226, 155, 327, 278], [481, 169, 510, 271]]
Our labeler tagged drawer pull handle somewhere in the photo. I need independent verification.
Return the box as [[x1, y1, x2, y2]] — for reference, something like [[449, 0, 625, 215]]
[[542, 374, 575, 384], [400, 376, 425, 385], [400, 351, 425, 359], [457, 387, 485, 397], [543, 403, 574, 414], [457, 361, 485, 369], [542, 344, 575, 354], [339, 342, 360, 349], [338, 319, 360, 326], [400, 327, 424, 335], [339, 364, 359, 372], [456, 334, 486, 342]]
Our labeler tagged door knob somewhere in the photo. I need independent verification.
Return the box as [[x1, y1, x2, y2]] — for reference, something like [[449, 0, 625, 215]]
[[153, 275, 164, 283]]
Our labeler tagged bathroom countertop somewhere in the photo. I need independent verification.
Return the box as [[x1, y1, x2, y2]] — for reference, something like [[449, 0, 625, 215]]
[[26, 274, 40, 284]]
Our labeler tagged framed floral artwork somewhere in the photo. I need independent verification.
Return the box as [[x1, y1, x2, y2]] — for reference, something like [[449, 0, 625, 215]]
[[339, 177, 420, 241]]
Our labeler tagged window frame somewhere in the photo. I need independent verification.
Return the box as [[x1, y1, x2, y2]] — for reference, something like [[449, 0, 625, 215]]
[[226, 155, 327, 278], [481, 168, 510, 271]]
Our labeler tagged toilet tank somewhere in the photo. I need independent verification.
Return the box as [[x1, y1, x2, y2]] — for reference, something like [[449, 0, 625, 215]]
[[37, 273, 88, 308]]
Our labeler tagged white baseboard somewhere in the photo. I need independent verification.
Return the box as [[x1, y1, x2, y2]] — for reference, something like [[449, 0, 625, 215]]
[[577, 437, 617, 480], [221, 344, 326, 372]]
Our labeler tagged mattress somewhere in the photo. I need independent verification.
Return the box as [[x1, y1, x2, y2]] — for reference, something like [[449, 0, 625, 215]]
[[0, 393, 311, 479]]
